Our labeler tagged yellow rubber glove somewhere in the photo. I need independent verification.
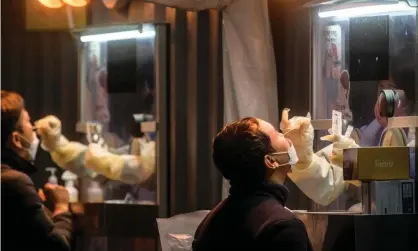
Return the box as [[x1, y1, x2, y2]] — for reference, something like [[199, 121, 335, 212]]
[[321, 131, 361, 188], [280, 109, 357, 205], [35, 115, 87, 169], [84, 142, 156, 184], [35, 116, 156, 184]]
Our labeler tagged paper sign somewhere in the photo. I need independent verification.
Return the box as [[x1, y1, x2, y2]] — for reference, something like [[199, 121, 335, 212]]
[[332, 110, 343, 136], [345, 125, 354, 138]]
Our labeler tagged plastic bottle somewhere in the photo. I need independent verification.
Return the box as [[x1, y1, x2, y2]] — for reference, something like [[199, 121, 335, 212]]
[[87, 181, 104, 203], [61, 171, 79, 203], [45, 167, 58, 185]]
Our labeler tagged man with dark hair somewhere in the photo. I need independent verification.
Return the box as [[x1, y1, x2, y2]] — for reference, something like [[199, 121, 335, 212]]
[[1, 90, 73, 251], [193, 117, 313, 251]]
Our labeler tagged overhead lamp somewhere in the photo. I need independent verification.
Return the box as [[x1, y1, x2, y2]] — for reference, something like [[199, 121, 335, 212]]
[[38, 0, 64, 8], [80, 30, 156, 42], [62, 0, 89, 7], [318, 1, 415, 18]]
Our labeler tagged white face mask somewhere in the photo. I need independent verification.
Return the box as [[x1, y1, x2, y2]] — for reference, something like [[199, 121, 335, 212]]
[[266, 144, 299, 167], [18, 133, 40, 162]]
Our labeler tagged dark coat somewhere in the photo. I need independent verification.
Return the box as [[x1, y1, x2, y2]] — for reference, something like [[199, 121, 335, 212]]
[[193, 183, 314, 251], [1, 148, 73, 251]]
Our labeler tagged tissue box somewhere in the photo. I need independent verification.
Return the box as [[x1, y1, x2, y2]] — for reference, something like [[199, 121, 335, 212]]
[[343, 147, 412, 181]]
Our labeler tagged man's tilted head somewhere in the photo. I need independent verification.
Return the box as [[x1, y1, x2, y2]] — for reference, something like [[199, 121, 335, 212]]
[[2, 90, 25, 147], [213, 117, 293, 187], [1, 90, 38, 160]]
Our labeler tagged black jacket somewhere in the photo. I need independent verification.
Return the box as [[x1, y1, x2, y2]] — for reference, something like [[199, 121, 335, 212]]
[[193, 183, 313, 251], [1, 148, 73, 251]]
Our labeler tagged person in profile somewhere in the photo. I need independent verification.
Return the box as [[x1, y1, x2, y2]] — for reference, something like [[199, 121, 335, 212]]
[[1, 90, 73, 251], [335, 70, 353, 121], [192, 117, 313, 251]]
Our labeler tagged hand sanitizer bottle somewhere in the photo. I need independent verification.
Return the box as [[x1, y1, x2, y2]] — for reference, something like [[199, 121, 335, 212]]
[[61, 171, 79, 203], [45, 167, 58, 185], [87, 180, 104, 203]]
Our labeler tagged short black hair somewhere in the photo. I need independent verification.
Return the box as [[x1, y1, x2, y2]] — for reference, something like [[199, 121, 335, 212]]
[[1, 90, 25, 147], [212, 117, 275, 187]]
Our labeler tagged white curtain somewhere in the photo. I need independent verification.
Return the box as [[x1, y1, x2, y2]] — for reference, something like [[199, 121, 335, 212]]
[[146, 0, 279, 199], [145, 0, 278, 124]]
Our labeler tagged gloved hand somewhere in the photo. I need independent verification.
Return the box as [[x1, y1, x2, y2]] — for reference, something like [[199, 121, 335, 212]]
[[85, 142, 156, 184], [280, 108, 356, 205], [35, 115, 68, 152], [280, 109, 314, 163], [321, 129, 361, 188], [321, 129, 358, 169], [35, 115, 156, 184], [35, 115, 88, 171]]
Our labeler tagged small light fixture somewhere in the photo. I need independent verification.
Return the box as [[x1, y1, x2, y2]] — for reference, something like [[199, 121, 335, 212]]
[[318, 1, 415, 18], [38, 0, 64, 8], [62, 0, 89, 7], [80, 30, 156, 43]]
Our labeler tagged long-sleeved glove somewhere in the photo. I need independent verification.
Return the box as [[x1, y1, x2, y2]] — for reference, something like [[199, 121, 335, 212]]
[[35, 116, 155, 184], [35, 116, 91, 178], [280, 109, 359, 206]]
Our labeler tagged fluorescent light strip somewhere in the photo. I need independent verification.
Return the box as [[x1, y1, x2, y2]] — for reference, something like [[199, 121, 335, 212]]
[[318, 2, 415, 18], [80, 30, 156, 42]]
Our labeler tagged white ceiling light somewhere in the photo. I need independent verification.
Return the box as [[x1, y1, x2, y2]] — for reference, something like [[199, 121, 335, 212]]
[[38, 0, 64, 8], [62, 0, 89, 7], [318, 1, 415, 18], [80, 30, 156, 43], [102, 0, 131, 10]]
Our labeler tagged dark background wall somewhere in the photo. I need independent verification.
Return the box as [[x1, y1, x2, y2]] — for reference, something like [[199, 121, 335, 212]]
[[269, 0, 313, 210], [1, 1, 81, 190], [1, 0, 223, 216]]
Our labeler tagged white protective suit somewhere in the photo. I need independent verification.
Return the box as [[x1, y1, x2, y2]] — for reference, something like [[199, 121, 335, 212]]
[[280, 109, 360, 206], [35, 116, 156, 184]]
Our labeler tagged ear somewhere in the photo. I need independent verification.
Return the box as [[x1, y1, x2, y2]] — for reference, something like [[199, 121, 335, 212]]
[[265, 156, 279, 170], [11, 131, 23, 149]]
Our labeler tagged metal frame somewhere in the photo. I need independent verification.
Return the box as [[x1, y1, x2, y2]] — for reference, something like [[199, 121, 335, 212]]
[[75, 23, 170, 217], [154, 24, 169, 218]]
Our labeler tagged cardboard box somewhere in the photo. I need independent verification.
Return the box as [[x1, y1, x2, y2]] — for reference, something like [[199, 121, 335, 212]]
[[363, 180, 416, 215], [343, 147, 413, 181]]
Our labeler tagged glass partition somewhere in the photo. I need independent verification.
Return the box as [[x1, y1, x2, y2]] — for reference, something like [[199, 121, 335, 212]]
[[78, 24, 162, 205], [310, 1, 417, 212]]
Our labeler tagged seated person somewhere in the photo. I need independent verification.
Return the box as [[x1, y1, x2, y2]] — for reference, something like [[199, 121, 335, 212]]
[[1, 90, 73, 251], [193, 117, 313, 251]]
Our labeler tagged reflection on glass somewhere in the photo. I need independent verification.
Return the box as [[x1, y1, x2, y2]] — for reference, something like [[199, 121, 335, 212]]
[[314, 7, 416, 148], [311, 4, 416, 212], [79, 25, 157, 204]]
